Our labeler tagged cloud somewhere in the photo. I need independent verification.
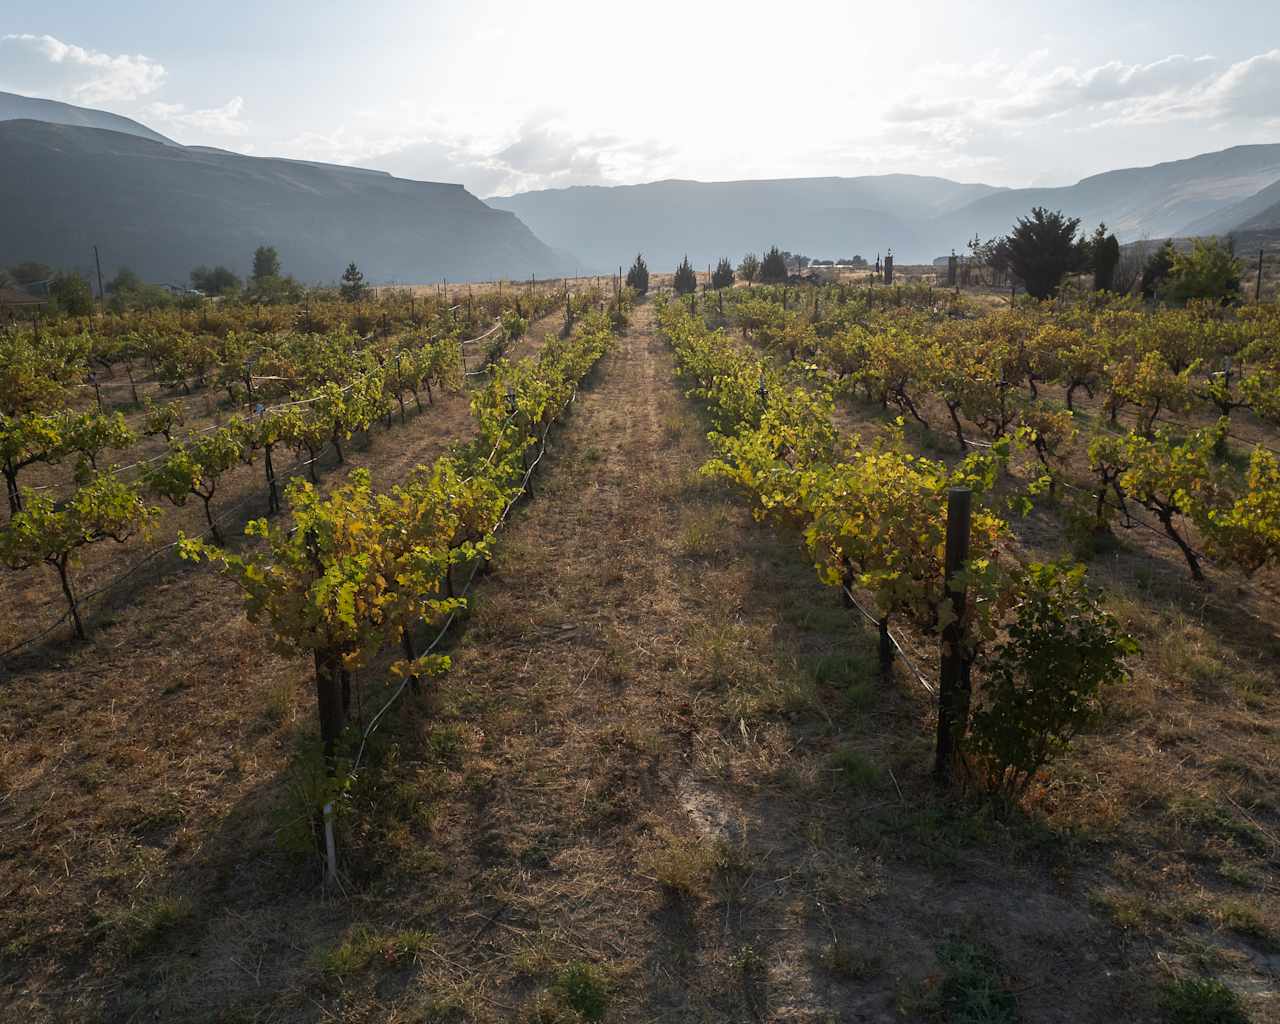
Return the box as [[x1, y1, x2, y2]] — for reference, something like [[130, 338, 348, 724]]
[[486, 120, 673, 192], [991, 50, 1280, 127], [285, 115, 674, 196], [864, 48, 1280, 183], [145, 96, 247, 136], [0, 33, 165, 104], [994, 54, 1214, 120], [1198, 49, 1280, 122]]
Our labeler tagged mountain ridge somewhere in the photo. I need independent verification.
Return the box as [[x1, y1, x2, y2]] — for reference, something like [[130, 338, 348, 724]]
[[1180, 177, 1280, 236], [0, 89, 175, 146], [0, 119, 571, 284], [491, 145, 1280, 269], [487, 174, 1007, 272], [6, 89, 1280, 279]]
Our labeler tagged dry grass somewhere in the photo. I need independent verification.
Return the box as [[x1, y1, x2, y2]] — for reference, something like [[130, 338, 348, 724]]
[[1, 300, 1277, 1022]]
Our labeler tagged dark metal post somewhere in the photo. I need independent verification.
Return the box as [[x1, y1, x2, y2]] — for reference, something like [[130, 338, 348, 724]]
[[934, 487, 972, 784]]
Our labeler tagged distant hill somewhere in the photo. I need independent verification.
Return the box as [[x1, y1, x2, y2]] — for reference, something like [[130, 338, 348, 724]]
[[490, 146, 1280, 269], [8, 88, 1279, 280], [935, 145, 1280, 251], [488, 175, 1005, 272], [1182, 178, 1280, 236], [0, 119, 571, 285], [1238, 198, 1280, 232], [0, 90, 175, 146]]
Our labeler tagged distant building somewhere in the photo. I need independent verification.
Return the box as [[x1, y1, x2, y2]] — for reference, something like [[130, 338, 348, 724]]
[[0, 286, 47, 310]]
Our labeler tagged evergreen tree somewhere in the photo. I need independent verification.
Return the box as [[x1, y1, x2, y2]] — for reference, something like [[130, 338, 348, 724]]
[[738, 253, 760, 284], [1140, 241, 1176, 300], [711, 257, 735, 290], [760, 246, 788, 284], [340, 261, 368, 301], [673, 255, 697, 295], [1093, 225, 1121, 292], [1002, 207, 1087, 299], [625, 253, 649, 295]]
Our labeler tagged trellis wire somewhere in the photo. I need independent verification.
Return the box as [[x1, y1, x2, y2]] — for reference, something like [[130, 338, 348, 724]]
[[840, 584, 936, 695], [351, 387, 575, 771]]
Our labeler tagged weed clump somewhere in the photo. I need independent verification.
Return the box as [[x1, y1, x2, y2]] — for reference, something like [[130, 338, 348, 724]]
[[1159, 977, 1249, 1024]]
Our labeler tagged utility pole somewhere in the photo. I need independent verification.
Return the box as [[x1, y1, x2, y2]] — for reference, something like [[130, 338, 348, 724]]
[[1258, 247, 1265, 303], [93, 245, 105, 314]]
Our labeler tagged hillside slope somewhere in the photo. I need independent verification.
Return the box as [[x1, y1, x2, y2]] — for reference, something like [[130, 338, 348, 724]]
[[0, 90, 174, 145], [1179, 177, 1280, 236], [0, 119, 571, 284], [492, 147, 1280, 268], [489, 175, 1005, 272], [935, 145, 1280, 251], [1238, 199, 1280, 231]]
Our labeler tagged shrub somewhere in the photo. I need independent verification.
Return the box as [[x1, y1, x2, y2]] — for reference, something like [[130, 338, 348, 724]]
[[831, 747, 879, 789], [48, 271, 95, 315], [190, 264, 241, 296], [935, 939, 1018, 1024], [106, 268, 174, 311], [554, 961, 610, 1021], [1164, 238, 1243, 306], [969, 562, 1136, 801], [1159, 978, 1248, 1024]]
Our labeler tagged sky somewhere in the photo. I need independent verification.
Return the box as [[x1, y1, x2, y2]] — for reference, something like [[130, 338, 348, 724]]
[[3, 1, 1280, 197]]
